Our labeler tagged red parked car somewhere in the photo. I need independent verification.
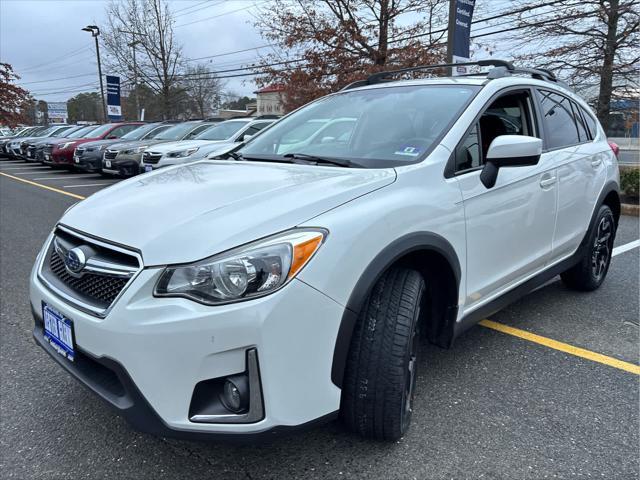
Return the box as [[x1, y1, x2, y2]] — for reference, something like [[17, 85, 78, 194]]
[[43, 122, 144, 167]]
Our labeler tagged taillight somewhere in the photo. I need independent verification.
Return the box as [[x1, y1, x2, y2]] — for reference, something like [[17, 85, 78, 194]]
[[608, 141, 619, 158]]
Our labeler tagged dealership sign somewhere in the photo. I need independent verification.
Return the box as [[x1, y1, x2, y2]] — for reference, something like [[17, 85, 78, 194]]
[[451, 0, 475, 76], [106, 75, 122, 120], [48, 102, 68, 122]]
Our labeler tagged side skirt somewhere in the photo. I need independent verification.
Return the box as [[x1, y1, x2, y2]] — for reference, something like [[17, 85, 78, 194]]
[[452, 247, 583, 339]]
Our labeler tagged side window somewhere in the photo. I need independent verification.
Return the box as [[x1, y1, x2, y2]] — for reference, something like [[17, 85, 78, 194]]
[[238, 125, 260, 141], [107, 126, 128, 138], [571, 102, 589, 141], [581, 107, 598, 139], [186, 124, 210, 139], [537, 90, 580, 149], [455, 124, 481, 172], [454, 90, 536, 174]]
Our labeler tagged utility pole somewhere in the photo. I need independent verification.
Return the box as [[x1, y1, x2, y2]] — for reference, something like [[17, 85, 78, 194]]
[[446, 0, 456, 76], [82, 25, 107, 122], [119, 29, 146, 121]]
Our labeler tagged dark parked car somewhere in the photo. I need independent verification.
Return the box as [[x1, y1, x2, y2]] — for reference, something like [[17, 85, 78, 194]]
[[73, 122, 170, 173], [43, 122, 144, 168], [102, 121, 213, 177]]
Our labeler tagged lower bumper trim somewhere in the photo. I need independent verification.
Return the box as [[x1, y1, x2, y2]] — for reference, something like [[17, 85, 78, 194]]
[[31, 307, 338, 442]]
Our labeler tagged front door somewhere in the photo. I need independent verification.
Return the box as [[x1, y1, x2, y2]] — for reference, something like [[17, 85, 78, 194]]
[[454, 88, 558, 313]]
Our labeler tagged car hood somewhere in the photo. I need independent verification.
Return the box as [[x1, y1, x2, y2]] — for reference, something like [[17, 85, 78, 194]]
[[144, 139, 213, 154], [109, 139, 170, 153], [78, 138, 121, 149], [61, 160, 396, 265]]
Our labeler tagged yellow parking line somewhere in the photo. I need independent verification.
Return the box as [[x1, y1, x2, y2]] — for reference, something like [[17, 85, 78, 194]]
[[0, 172, 86, 201], [480, 319, 640, 375]]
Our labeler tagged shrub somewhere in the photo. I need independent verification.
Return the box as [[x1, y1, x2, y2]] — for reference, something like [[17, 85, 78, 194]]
[[620, 167, 639, 199]]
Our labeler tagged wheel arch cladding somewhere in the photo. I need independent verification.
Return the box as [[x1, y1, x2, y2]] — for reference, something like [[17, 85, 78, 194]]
[[331, 232, 461, 388]]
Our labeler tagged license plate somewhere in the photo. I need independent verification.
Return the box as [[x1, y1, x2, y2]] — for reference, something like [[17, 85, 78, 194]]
[[144, 165, 152, 172], [105, 160, 111, 168], [74, 156, 80, 163], [44, 154, 50, 161], [43, 303, 75, 362]]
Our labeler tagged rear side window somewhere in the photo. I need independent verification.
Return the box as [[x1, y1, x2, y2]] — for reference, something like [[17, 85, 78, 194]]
[[581, 107, 599, 139], [571, 102, 589, 141], [537, 90, 580, 149]]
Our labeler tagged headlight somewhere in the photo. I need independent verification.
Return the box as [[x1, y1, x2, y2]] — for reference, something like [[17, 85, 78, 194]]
[[134, 145, 149, 153], [59, 141, 77, 149], [167, 147, 199, 158], [155, 228, 327, 305], [98, 144, 107, 151]]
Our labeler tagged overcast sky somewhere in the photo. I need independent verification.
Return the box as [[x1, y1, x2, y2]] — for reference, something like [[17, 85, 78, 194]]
[[0, 0, 514, 104], [0, 0, 269, 102]]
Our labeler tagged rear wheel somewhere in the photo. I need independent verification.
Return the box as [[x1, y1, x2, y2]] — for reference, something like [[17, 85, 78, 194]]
[[341, 267, 425, 441], [561, 205, 615, 291]]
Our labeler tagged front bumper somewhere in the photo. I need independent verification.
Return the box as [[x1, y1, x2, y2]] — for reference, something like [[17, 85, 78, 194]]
[[102, 154, 141, 176], [74, 151, 103, 171], [44, 149, 74, 166], [30, 252, 343, 438]]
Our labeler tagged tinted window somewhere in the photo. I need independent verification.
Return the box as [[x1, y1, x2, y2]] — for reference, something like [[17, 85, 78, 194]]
[[84, 123, 116, 138], [185, 124, 212, 139], [537, 90, 580, 149], [581, 107, 598, 139], [67, 125, 98, 138], [154, 123, 201, 140], [571, 102, 589, 141], [121, 123, 160, 140]]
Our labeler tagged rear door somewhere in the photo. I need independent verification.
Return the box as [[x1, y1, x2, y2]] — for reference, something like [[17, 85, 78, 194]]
[[535, 89, 606, 261]]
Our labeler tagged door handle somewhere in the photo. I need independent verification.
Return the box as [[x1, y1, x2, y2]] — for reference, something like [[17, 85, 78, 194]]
[[591, 158, 603, 168], [539, 176, 556, 188]]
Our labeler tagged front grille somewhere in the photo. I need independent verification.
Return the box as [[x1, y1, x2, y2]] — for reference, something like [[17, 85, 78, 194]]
[[40, 228, 141, 315], [43, 145, 53, 155], [143, 152, 162, 164], [104, 150, 118, 160], [75, 147, 86, 156], [49, 251, 128, 307]]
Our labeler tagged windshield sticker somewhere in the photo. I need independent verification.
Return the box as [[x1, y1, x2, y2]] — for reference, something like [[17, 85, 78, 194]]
[[394, 145, 422, 157]]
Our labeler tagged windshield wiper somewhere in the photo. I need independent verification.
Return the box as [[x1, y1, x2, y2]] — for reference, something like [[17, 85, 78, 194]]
[[282, 153, 362, 168]]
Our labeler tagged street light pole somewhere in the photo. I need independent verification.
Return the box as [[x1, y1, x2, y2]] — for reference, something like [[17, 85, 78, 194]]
[[82, 25, 107, 122], [128, 40, 141, 120]]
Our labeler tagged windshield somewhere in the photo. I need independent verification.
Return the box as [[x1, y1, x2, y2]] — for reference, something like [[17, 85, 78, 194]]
[[67, 125, 98, 138], [153, 123, 200, 140], [121, 123, 160, 140], [47, 126, 72, 136], [148, 125, 171, 138], [84, 123, 115, 138], [195, 121, 248, 141], [241, 85, 480, 168]]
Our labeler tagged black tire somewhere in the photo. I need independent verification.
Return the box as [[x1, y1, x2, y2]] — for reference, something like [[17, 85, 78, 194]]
[[342, 267, 425, 441], [561, 205, 616, 291]]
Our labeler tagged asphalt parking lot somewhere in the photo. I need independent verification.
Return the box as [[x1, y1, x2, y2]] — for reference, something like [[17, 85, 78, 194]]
[[0, 158, 638, 479]]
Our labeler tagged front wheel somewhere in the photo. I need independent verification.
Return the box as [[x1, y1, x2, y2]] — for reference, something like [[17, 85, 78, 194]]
[[341, 267, 425, 441], [561, 205, 616, 291]]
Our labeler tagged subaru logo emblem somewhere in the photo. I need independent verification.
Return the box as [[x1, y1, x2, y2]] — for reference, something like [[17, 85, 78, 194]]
[[65, 247, 86, 274]]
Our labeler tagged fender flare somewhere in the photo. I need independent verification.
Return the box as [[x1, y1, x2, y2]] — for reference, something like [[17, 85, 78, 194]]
[[330, 232, 461, 388]]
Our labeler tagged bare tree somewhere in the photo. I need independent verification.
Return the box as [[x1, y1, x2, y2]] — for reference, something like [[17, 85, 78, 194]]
[[180, 64, 225, 118], [254, 0, 449, 111], [507, 0, 639, 131], [102, 0, 183, 119]]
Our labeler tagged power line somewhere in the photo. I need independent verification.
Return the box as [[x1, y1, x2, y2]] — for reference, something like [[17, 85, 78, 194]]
[[16, 46, 92, 73], [173, 0, 226, 18], [174, 1, 265, 28]]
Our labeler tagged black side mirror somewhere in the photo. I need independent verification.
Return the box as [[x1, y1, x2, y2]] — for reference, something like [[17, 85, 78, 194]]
[[480, 135, 543, 188]]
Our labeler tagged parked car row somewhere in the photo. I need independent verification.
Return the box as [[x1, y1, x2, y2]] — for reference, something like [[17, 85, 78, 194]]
[[0, 117, 278, 178]]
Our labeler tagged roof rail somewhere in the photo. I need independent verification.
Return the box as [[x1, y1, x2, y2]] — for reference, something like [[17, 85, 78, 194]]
[[340, 59, 566, 90]]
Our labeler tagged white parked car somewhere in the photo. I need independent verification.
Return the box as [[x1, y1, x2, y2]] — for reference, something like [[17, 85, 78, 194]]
[[30, 60, 620, 442], [140, 118, 275, 171]]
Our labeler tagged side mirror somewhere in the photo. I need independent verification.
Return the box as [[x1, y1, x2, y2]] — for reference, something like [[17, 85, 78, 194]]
[[242, 134, 254, 142], [480, 135, 542, 188]]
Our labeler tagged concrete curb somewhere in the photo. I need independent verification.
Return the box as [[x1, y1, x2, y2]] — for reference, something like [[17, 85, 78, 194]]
[[621, 203, 639, 216]]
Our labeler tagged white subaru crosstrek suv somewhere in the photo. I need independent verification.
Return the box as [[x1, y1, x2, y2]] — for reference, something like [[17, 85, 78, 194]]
[[30, 60, 620, 442]]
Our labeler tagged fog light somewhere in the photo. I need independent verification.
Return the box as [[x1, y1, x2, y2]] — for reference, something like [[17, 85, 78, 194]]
[[220, 375, 249, 413]]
